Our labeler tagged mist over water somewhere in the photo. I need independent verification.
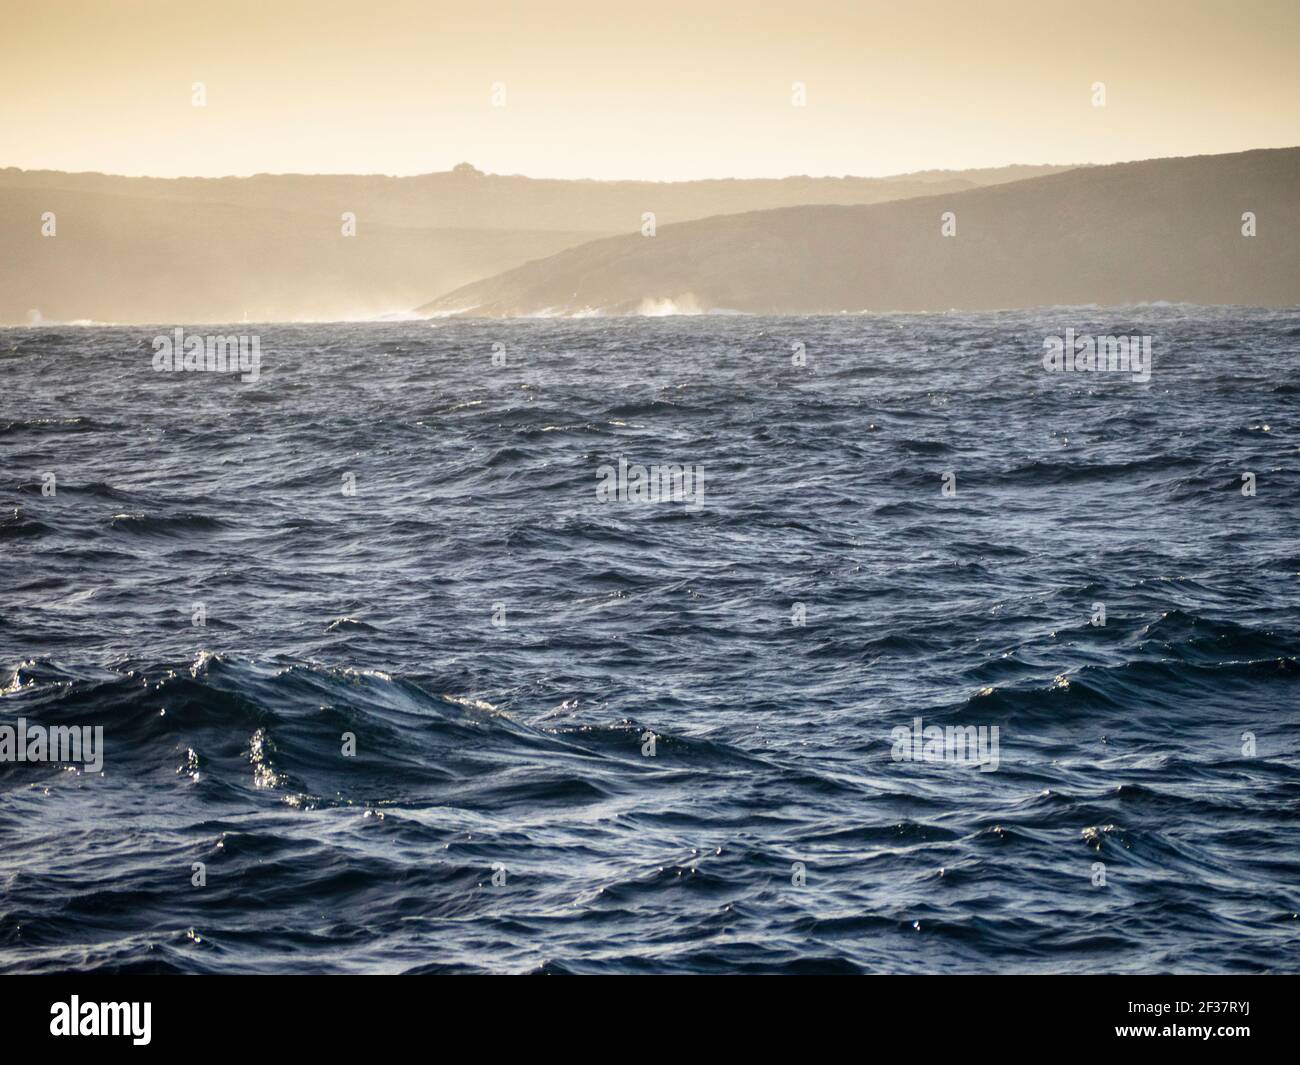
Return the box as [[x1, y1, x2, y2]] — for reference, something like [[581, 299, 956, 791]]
[[1, 308, 1298, 973]]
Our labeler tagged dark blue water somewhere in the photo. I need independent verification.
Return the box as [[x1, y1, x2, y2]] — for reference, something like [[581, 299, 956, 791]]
[[2, 308, 1298, 973]]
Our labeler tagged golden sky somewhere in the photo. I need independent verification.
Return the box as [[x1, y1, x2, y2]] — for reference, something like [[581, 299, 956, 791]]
[[4, 0, 1299, 180]]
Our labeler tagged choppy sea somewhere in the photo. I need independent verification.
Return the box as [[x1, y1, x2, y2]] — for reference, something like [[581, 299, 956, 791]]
[[1, 307, 1298, 973]]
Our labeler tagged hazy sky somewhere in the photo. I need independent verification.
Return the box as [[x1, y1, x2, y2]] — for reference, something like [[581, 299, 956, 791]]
[[5, 0, 1299, 180]]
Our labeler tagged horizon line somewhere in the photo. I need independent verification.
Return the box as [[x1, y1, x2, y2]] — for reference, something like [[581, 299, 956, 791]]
[[6, 143, 1300, 184], [3, 159, 1096, 185]]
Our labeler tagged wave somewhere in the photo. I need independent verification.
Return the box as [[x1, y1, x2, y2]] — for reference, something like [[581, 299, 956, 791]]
[[2, 312, 1298, 974]]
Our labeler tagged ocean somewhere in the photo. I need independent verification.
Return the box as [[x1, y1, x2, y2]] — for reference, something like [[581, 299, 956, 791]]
[[1, 306, 1298, 974]]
